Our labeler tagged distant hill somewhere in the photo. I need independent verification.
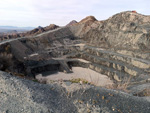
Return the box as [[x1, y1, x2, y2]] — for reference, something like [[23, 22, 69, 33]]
[[0, 24, 59, 40], [0, 26, 34, 30], [0, 26, 35, 33]]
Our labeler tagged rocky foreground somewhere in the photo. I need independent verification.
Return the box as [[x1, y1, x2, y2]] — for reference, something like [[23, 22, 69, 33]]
[[0, 71, 150, 113]]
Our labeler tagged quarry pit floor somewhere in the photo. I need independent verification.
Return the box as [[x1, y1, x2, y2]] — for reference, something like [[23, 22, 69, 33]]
[[35, 67, 113, 86]]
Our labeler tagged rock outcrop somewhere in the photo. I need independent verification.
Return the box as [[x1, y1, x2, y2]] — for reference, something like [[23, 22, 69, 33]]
[[44, 24, 59, 31], [78, 16, 97, 24], [69, 16, 99, 38]]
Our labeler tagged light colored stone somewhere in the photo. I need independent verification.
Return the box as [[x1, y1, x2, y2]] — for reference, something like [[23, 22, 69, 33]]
[[114, 74, 121, 82], [124, 66, 137, 76], [117, 64, 122, 71], [89, 64, 95, 70], [131, 59, 150, 69], [113, 63, 116, 69]]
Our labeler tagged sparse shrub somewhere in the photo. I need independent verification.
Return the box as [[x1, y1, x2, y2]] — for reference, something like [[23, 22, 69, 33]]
[[5, 44, 11, 53], [133, 89, 150, 97], [12, 72, 25, 78], [32, 79, 39, 83], [70, 78, 90, 84]]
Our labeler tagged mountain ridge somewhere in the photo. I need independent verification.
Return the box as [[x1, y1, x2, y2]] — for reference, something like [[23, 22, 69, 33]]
[[0, 26, 35, 30]]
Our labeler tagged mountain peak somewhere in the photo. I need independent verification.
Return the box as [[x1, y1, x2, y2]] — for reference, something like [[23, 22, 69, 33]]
[[107, 11, 150, 24], [79, 16, 97, 24], [66, 20, 78, 26], [44, 24, 59, 31]]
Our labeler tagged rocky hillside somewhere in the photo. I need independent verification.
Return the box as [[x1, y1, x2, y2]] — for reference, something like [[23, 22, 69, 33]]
[[0, 11, 150, 83], [69, 15, 100, 37], [84, 11, 150, 52]]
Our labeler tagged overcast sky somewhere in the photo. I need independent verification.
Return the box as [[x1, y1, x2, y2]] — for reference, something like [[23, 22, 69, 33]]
[[0, 0, 149, 27]]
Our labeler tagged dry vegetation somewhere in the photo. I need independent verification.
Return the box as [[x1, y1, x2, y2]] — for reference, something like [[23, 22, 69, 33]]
[[70, 78, 90, 84], [105, 76, 132, 93], [133, 89, 150, 97]]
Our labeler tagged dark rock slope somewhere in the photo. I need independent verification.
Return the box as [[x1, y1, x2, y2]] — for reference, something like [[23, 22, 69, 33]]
[[0, 71, 150, 113]]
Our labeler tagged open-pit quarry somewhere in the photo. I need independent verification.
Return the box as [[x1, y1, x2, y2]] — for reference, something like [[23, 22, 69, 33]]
[[0, 11, 150, 113]]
